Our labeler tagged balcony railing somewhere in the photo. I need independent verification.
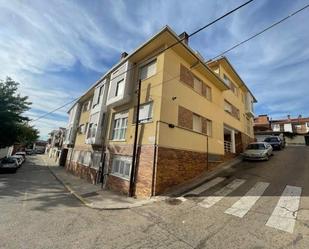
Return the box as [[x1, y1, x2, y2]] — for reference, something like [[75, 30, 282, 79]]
[[224, 141, 232, 153]]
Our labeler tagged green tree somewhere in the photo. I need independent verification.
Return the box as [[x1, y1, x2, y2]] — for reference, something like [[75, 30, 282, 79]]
[[0, 77, 39, 148]]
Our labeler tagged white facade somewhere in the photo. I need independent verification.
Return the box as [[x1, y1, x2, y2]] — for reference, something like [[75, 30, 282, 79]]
[[86, 78, 110, 145], [106, 61, 133, 107], [245, 92, 255, 117], [284, 123, 293, 133], [64, 103, 81, 145]]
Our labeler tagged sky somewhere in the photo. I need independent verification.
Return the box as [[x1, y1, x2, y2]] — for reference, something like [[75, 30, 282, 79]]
[[0, 0, 309, 139]]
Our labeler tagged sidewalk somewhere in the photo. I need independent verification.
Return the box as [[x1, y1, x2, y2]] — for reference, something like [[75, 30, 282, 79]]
[[40, 155, 164, 210]]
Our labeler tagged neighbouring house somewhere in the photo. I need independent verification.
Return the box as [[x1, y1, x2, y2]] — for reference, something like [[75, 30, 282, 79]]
[[64, 26, 256, 197], [33, 140, 47, 152], [254, 114, 309, 145], [46, 128, 66, 161]]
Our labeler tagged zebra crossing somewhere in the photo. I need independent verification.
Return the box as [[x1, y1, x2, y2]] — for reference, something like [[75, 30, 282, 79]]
[[179, 177, 303, 234]]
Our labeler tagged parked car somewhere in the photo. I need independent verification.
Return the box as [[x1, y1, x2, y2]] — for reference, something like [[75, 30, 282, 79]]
[[242, 142, 273, 161], [0, 157, 19, 173], [15, 151, 26, 160], [10, 155, 24, 167], [264, 136, 283, 150], [25, 149, 34, 155]]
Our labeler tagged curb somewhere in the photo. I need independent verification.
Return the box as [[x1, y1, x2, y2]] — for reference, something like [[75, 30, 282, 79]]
[[41, 156, 164, 210]]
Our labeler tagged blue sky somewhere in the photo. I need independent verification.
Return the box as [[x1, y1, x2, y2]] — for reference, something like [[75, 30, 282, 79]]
[[1, 0, 309, 139]]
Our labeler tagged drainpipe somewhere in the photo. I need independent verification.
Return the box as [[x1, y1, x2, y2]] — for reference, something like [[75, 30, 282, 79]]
[[151, 120, 159, 196], [129, 79, 142, 197]]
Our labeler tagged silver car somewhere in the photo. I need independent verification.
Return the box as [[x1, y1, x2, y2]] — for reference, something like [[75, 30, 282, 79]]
[[242, 142, 273, 161]]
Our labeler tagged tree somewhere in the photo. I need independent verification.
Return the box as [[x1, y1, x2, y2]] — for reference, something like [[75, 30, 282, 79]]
[[0, 77, 39, 148]]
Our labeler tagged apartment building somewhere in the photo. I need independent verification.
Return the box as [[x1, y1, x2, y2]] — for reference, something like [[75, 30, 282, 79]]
[[64, 26, 256, 197]]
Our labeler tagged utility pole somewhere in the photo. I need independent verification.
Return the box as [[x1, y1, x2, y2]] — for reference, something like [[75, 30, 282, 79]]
[[129, 79, 142, 197]]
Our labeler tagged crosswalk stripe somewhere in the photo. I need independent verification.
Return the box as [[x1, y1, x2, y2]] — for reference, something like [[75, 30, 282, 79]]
[[198, 178, 246, 208], [183, 177, 226, 196], [266, 185, 302, 233], [224, 182, 270, 218]]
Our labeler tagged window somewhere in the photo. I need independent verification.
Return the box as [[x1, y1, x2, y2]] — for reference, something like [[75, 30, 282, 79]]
[[111, 111, 128, 140], [224, 100, 240, 119], [91, 151, 101, 169], [87, 123, 97, 139], [92, 84, 104, 107], [134, 102, 153, 123], [205, 85, 212, 101], [224, 101, 232, 113], [111, 156, 132, 180], [193, 77, 202, 95], [115, 79, 124, 97], [206, 120, 212, 136], [307, 123, 309, 128], [140, 59, 157, 81], [193, 114, 202, 133], [223, 74, 238, 96]]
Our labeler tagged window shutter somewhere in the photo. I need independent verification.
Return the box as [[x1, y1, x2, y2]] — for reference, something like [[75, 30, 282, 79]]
[[178, 106, 193, 130], [180, 64, 194, 87]]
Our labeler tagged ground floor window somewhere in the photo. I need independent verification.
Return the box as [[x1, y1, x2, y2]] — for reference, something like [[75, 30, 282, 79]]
[[111, 155, 132, 180]]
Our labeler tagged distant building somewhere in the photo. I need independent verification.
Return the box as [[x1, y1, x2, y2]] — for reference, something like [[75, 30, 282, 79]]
[[46, 128, 66, 161], [254, 114, 309, 145]]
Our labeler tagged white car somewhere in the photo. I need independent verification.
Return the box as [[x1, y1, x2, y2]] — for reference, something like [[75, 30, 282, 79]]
[[11, 155, 24, 167], [0, 157, 19, 173], [242, 142, 273, 161], [15, 152, 26, 160]]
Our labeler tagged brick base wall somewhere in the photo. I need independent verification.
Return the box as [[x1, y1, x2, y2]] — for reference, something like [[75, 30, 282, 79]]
[[65, 161, 98, 184], [105, 144, 155, 198], [154, 146, 222, 195]]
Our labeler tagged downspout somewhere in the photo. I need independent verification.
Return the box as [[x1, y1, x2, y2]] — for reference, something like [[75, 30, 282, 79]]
[[151, 120, 159, 196], [129, 79, 142, 197]]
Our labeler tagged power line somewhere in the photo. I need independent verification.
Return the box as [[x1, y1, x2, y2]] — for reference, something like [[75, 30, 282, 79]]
[[209, 3, 309, 61], [30, 97, 79, 122], [30, 0, 254, 123]]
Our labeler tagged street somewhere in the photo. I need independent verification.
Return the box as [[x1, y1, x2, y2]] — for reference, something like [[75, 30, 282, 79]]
[[1, 147, 309, 249]]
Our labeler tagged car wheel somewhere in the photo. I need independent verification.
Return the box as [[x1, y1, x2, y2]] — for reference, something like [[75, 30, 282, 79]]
[[265, 155, 269, 161]]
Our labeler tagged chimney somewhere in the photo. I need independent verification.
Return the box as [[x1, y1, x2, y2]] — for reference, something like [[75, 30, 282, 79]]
[[120, 52, 128, 60], [179, 32, 189, 45]]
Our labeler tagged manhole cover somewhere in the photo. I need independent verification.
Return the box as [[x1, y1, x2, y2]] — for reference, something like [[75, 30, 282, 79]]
[[165, 198, 182, 205]]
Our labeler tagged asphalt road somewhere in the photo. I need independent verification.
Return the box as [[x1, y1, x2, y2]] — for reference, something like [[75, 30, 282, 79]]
[[0, 146, 309, 249]]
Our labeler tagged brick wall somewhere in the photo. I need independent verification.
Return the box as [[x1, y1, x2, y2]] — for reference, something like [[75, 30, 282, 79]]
[[154, 146, 222, 195], [105, 144, 155, 198], [65, 161, 98, 184]]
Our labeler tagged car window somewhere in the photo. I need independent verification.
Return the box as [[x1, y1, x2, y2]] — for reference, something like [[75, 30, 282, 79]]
[[2, 158, 15, 163], [247, 144, 266, 150]]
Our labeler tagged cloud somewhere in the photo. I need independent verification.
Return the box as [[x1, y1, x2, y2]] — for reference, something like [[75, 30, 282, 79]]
[[1, 0, 309, 139]]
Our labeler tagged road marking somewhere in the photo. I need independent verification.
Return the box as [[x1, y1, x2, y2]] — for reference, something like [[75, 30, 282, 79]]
[[225, 181, 270, 218], [266, 185, 302, 233], [198, 179, 246, 208], [183, 177, 226, 196]]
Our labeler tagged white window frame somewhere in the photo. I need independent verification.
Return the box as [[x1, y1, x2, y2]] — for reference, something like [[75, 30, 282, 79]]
[[115, 79, 124, 97], [193, 114, 202, 133], [206, 119, 212, 137], [135, 101, 153, 124], [111, 156, 132, 180], [140, 59, 157, 81], [111, 111, 128, 141], [193, 76, 202, 95]]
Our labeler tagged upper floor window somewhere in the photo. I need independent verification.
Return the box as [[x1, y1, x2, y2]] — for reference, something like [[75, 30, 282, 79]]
[[115, 79, 125, 97], [134, 101, 153, 123], [223, 74, 238, 96], [111, 111, 128, 141], [193, 114, 202, 133], [140, 59, 157, 81], [224, 100, 240, 119], [193, 77, 203, 95], [82, 100, 91, 112], [92, 84, 105, 107]]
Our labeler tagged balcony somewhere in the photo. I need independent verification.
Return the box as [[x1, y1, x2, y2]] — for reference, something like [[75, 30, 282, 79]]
[[106, 61, 133, 107], [245, 92, 255, 117]]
